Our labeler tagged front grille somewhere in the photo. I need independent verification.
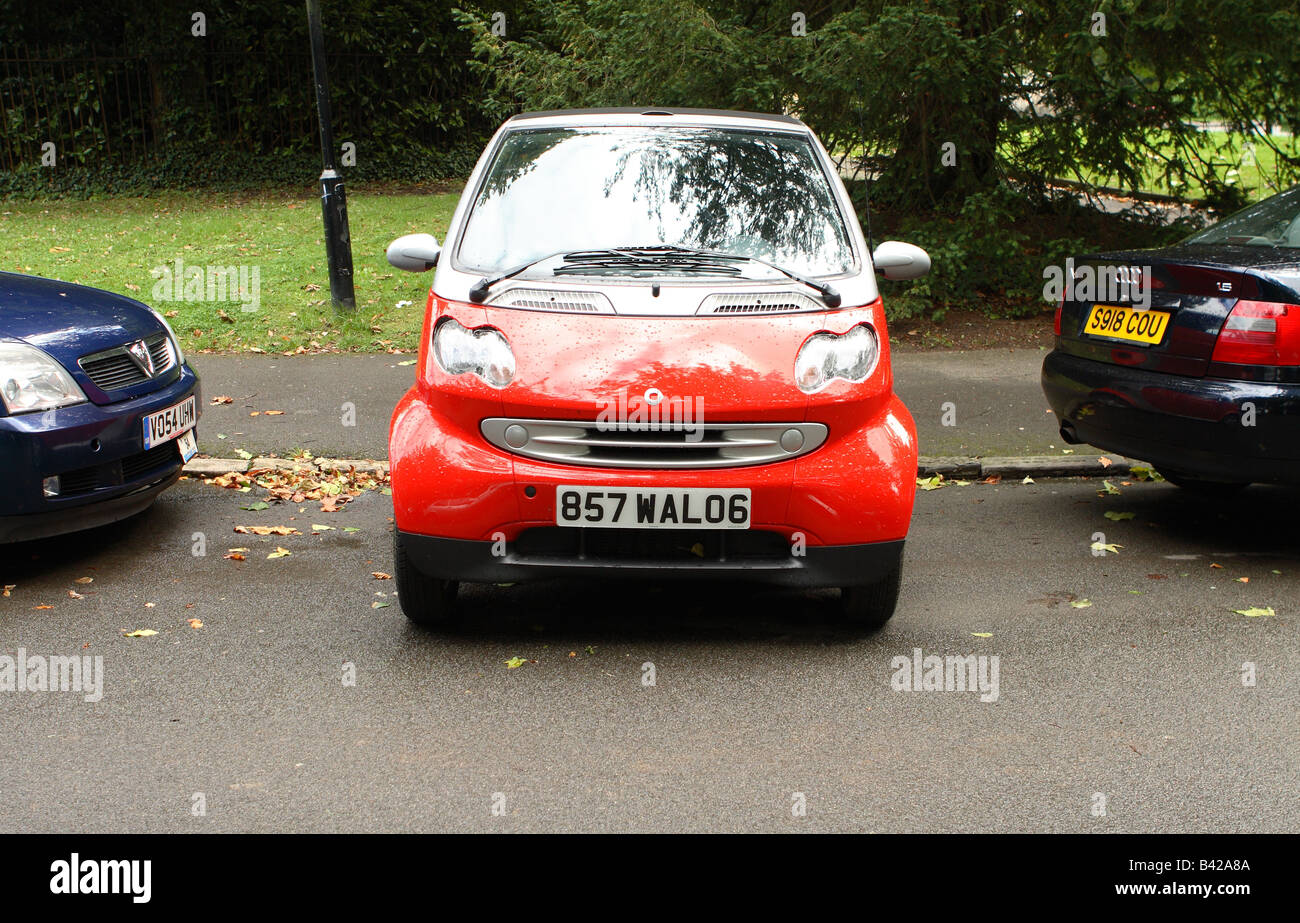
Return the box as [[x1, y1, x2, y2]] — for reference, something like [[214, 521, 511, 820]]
[[480, 418, 827, 469], [488, 287, 615, 314], [696, 291, 825, 315], [515, 526, 790, 562], [54, 441, 180, 497], [79, 333, 175, 392]]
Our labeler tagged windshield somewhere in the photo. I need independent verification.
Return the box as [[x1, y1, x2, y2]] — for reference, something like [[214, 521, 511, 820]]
[[456, 126, 856, 278], [1184, 186, 1300, 248]]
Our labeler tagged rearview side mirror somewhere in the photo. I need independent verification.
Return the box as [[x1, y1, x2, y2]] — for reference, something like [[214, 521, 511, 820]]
[[872, 240, 931, 281], [386, 233, 441, 272]]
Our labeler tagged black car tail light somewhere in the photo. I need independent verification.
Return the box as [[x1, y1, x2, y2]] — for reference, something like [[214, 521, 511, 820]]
[[1210, 300, 1300, 367]]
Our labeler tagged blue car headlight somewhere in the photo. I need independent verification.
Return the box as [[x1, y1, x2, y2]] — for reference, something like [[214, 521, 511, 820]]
[[0, 342, 87, 414]]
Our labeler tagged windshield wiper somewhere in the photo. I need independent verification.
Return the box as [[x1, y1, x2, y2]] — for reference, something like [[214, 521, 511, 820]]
[[467, 250, 598, 303], [470, 246, 843, 307], [604, 245, 842, 307]]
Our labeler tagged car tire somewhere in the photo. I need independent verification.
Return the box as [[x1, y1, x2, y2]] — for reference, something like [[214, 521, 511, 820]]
[[1156, 469, 1250, 494], [839, 565, 902, 632], [393, 529, 459, 626]]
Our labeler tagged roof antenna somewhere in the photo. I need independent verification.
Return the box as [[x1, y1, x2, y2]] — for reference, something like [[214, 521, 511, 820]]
[[855, 79, 875, 255]]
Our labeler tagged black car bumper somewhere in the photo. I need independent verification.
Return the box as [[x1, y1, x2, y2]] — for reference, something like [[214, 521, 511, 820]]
[[1042, 350, 1300, 484], [0, 466, 182, 543], [398, 527, 905, 588]]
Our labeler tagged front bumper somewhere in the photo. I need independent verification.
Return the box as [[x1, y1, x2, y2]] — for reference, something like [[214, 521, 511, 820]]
[[0, 363, 199, 540], [1042, 349, 1300, 484], [399, 529, 905, 588], [389, 386, 918, 547]]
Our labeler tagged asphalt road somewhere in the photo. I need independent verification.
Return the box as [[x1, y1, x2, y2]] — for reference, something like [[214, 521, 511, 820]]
[[2, 477, 1295, 833], [190, 349, 1084, 461]]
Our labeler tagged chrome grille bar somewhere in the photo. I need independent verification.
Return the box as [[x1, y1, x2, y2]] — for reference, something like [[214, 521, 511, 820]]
[[481, 418, 828, 469]]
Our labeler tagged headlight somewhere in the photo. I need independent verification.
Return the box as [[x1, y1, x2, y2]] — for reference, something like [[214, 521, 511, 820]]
[[0, 342, 88, 414], [149, 307, 184, 365], [794, 323, 879, 394], [432, 317, 515, 388]]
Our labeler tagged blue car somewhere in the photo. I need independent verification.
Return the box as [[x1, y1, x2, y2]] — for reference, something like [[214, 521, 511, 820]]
[[0, 271, 200, 542]]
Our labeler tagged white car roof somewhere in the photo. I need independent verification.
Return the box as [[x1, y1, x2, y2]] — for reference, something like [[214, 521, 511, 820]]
[[504, 107, 809, 132]]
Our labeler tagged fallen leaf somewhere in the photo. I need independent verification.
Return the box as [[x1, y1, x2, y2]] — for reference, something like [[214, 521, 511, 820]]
[[1235, 576, 1250, 583], [144, 602, 155, 608], [234, 525, 300, 535], [371, 571, 392, 580], [1129, 465, 1164, 482], [504, 656, 534, 669], [240, 501, 270, 511], [1210, 563, 1224, 569], [223, 551, 246, 561], [123, 629, 157, 637], [187, 618, 203, 629], [235, 449, 254, 460], [1098, 456, 1113, 468], [982, 475, 1002, 484], [2, 584, 14, 597], [34, 605, 53, 610], [75, 576, 93, 584], [1098, 480, 1121, 496], [1232, 606, 1275, 617], [397, 359, 416, 366], [217, 308, 235, 323], [311, 524, 334, 532], [371, 600, 390, 609], [1090, 541, 1122, 554], [264, 410, 285, 416], [971, 632, 993, 638], [1104, 510, 1135, 521], [1070, 599, 1093, 608], [68, 590, 84, 599], [267, 547, 292, 559], [210, 395, 234, 405], [1022, 476, 1035, 484], [916, 475, 944, 491]]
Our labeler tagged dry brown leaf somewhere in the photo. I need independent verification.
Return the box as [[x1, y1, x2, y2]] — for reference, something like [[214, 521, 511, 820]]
[[234, 525, 301, 536]]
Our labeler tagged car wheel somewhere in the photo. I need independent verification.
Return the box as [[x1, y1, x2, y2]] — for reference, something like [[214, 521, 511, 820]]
[[1156, 469, 1250, 494], [839, 565, 902, 632], [393, 530, 459, 626]]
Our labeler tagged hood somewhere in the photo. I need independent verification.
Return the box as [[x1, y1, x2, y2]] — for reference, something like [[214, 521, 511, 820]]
[[0, 271, 165, 369]]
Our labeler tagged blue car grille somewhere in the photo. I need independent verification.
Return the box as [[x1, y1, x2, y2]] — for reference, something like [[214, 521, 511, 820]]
[[56, 441, 181, 497], [78, 333, 174, 393]]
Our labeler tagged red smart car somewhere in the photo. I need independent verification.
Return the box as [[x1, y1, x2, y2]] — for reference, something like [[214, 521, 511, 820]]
[[386, 109, 929, 630]]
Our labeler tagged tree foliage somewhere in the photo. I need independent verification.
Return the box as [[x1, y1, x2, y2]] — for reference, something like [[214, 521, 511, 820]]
[[458, 0, 1300, 213]]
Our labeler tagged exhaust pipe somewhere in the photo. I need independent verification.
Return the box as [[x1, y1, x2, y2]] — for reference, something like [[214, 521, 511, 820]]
[[1059, 421, 1081, 445]]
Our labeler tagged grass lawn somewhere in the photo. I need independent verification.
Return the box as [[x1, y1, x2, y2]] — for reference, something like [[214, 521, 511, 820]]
[[0, 188, 460, 354]]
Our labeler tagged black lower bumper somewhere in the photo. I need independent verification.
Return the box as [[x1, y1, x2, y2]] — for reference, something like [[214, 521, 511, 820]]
[[0, 467, 182, 543], [1042, 349, 1300, 484], [399, 528, 905, 588]]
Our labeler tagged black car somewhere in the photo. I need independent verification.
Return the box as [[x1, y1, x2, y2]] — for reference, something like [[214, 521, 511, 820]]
[[1042, 187, 1300, 490]]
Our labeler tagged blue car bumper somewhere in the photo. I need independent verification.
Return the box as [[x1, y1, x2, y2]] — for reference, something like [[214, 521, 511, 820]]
[[0, 363, 200, 542]]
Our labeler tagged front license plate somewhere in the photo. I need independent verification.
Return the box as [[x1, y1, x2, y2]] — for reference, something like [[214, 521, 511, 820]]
[[142, 395, 197, 450], [556, 486, 751, 530], [1083, 304, 1172, 345]]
